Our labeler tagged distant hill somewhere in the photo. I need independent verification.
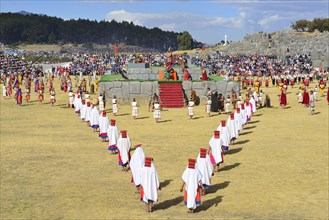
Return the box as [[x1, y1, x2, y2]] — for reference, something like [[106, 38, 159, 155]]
[[17, 10, 32, 15], [0, 12, 191, 52]]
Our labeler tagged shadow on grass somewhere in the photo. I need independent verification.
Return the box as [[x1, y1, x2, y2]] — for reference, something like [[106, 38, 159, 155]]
[[116, 113, 129, 116], [284, 106, 291, 109], [253, 113, 263, 117], [314, 112, 321, 115], [160, 179, 173, 189], [194, 196, 223, 213], [239, 131, 253, 136], [158, 120, 172, 123], [225, 147, 242, 155], [135, 116, 150, 120], [155, 196, 184, 211], [234, 140, 249, 145], [205, 181, 230, 195], [243, 126, 256, 130], [219, 163, 241, 172], [193, 116, 204, 120], [248, 120, 259, 124]]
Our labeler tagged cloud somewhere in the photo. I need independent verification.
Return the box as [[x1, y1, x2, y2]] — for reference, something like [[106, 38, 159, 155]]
[[258, 15, 280, 29]]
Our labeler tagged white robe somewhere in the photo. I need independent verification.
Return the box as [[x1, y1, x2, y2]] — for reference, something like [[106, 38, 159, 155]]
[[182, 168, 202, 209], [245, 104, 252, 119], [130, 147, 145, 186], [234, 112, 243, 132], [90, 106, 99, 127], [107, 124, 119, 147], [196, 153, 213, 187], [240, 108, 247, 125], [74, 95, 81, 113], [98, 114, 110, 136], [209, 136, 223, 164], [141, 163, 160, 203], [250, 97, 257, 113], [227, 116, 239, 141], [117, 134, 131, 164], [84, 106, 92, 122], [80, 103, 87, 119], [216, 124, 230, 147]]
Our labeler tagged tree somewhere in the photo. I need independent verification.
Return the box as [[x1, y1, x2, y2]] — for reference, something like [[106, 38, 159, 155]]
[[177, 31, 193, 50], [291, 19, 310, 32]]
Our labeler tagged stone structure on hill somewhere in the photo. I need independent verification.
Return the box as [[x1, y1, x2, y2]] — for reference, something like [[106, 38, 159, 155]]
[[221, 30, 329, 68]]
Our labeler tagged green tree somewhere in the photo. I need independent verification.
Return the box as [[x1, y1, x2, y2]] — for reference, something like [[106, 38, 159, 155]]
[[177, 31, 193, 50]]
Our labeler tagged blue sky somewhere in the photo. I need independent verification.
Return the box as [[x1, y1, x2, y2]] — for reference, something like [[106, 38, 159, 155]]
[[1, 0, 328, 44]]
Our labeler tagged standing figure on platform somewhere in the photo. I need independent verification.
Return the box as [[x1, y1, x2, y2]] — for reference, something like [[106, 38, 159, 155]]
[[180, 159, 203, 213]]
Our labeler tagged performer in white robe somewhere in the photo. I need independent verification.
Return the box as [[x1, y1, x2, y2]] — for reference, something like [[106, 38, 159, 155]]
[[90, 104, 99, 132], [80, 99, 87, 121], [107, 119, 119, 154], [68, 90, 74, 108], [181, 159, 203, 213], [245, 100, 252, 122], [131, 98, 138, 119], [98, 111, 109, 141], [188, 98, 195, 119], [240, 104, 248, 125], [250, 96, 257, 114], [227, 113, 238, 143], [209, 131, 224, 172], [130, 144, 145, 193], [112, 95, 118, 116], [234, 108, 243, 133], [205, 96, 212, 117], [98, 94, 105, 111], [196, 148, 213, 195], [153, 100, 161, 123], [74, 94, 82, 114], [217, 120, 230, 151], [117, 130, 131, 171], [140, 157, 160, 212], [84, 102, 92, 123]]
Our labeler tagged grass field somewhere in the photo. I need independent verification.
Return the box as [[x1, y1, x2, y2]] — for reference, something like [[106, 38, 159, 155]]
[[0, 79, 328, 219]]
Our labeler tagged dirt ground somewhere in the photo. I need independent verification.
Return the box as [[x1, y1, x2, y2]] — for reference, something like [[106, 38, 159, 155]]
[[0, 79, 328, 219]]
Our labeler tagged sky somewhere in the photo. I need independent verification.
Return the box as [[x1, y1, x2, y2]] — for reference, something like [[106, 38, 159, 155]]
[[1, 0, 328, 45]]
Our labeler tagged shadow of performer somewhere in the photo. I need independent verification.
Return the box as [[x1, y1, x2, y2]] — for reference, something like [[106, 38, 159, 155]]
[[225, 148, 243, 155], [160, 179, 173, 189], [206, 181, 231, 194], [194, 196, 223, 213], [219, 163, 241, 172], [155, 196, 184, 211]]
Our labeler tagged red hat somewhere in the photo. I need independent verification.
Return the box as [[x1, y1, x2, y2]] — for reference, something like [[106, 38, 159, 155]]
[[188, 159, 196, 169], [144, 157, 152, 167], [236, 108, 240, 113], [110, 119, 116, 126], [82, 99, 86, 104], [87, 102, 91, 107], [200, 148, 207, 158], [241, 104, 245, 110], [102, 111, 106, 117], [121, 130, 127, 138], [230, 113, 234, 120], [214, 130, 220, 139], [221, 120, 226, 127]]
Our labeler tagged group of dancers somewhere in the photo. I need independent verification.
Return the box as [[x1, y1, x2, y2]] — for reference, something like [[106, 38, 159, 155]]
[[65, 80, 259, 213]]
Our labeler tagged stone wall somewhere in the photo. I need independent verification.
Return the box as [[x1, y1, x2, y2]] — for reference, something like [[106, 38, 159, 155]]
[[99, 80, 240, 105], [221, 30, 329, 68]]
